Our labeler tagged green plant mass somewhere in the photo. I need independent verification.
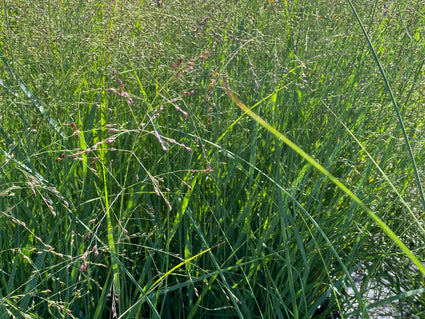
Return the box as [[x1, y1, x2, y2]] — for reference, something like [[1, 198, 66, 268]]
[[1, 1, 425, 318]]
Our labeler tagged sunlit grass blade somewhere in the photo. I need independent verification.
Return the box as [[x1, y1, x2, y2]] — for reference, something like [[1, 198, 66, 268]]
[[320, 99, 425, 235], [221, 79, 425, 277]]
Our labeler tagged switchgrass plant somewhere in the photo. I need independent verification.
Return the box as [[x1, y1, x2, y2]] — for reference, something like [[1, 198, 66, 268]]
[[1, 0, 425, 318]]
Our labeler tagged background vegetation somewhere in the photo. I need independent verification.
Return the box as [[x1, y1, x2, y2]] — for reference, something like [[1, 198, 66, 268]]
[[1, 0, 425, 318]]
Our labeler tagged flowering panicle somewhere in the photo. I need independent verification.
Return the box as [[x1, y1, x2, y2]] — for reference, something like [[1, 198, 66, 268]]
[[107, 72, 133, 105]]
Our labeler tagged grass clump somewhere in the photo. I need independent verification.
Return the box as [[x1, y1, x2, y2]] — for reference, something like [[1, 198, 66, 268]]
[[1, 0, 425, 318]]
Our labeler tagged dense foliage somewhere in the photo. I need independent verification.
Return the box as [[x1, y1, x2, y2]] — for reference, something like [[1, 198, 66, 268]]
[[1, 1, 424, 318]]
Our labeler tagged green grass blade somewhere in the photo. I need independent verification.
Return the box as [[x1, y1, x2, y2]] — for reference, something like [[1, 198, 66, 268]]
[[346, 0, 425, 210], [0, 55, 65, 138], [222, 80, 425, 277]]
